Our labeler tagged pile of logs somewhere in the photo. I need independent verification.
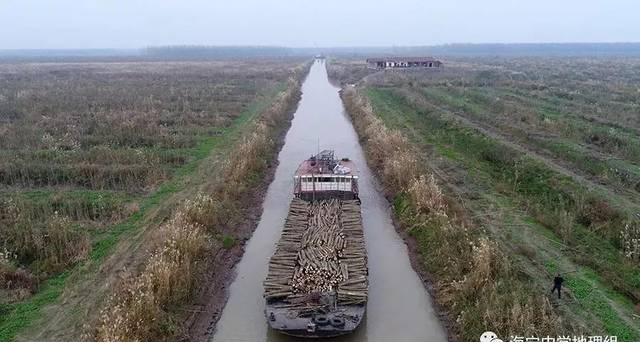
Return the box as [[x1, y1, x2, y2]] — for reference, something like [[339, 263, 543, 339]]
[[292, 199, 345, 293], [264, 198, 368, 311], [263, 198, 308, 300], [336, 201, 367, 305]]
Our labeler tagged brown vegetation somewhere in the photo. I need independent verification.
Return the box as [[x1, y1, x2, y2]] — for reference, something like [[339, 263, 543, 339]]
[[95, 212, 211, 342], [326, 59, 376, 85], [0, 60, 295, 279], [0, 59, 306, 341], [1, 200, 90, 276], [94, 69, 305, 342]]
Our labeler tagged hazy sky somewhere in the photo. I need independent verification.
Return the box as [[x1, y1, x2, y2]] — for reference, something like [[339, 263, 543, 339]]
[[1, 0, 638, 49]]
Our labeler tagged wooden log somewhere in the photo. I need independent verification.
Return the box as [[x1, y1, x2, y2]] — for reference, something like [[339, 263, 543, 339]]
[[265, 198, 367, 309]]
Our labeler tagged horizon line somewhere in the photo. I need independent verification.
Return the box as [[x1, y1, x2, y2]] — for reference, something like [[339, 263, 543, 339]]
[[2, 41, 640, 51]]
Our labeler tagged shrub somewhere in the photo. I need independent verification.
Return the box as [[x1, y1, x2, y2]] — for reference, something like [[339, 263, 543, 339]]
[[620, 222, 640, 262], [222, 235, 236, 249], [466, 238, 508, 291], [224, 122, 272, 192], [1, 199, 90, 275], [183, 193, 221, 229], [533, 206, 575, 243], [576, 195, 625, 240], [0, 250, 37, 303], [407, 174, 447, 218], [96, 212, 210, 342]]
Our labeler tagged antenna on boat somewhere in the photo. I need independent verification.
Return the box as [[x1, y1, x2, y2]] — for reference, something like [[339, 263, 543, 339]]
[[317, 137, 320, 157]]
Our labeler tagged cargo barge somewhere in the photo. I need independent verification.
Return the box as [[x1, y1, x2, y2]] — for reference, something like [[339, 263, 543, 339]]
[[263, 150, 367, 338]]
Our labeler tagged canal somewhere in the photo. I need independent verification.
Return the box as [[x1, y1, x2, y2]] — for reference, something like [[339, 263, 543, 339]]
[[211, 60, 447, 342]]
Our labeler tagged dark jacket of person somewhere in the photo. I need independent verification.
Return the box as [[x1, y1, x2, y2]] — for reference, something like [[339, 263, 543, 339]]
[[553, 276, 564, 287]]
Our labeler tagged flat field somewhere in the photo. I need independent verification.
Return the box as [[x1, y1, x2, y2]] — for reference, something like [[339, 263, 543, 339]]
[[333, 57, 640, 341], [0, 59, 305, 341]]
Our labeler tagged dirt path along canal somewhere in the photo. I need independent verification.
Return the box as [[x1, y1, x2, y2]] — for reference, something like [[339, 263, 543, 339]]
[[210, 60, 448, 342]]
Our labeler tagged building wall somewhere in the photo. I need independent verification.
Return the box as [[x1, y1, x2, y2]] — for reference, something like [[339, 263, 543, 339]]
[[368, 60, 442, 69]]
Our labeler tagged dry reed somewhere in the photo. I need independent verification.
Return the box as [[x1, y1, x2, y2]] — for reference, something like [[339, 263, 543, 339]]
[[94, 69, 307, 342]]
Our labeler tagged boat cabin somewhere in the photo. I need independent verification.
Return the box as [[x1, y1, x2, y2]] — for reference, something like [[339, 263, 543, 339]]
[[294, 150, 359, 201]]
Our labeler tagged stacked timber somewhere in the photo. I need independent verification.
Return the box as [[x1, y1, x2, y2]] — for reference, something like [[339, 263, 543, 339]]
[[264, 198, 308, 300], [263, 198, 368, 311], [336, 200, 367, 305], [292, 199, 344, 294]]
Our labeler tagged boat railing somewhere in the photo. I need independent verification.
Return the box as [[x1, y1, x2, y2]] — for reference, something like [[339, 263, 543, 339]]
[[294, 174, 358, 198]]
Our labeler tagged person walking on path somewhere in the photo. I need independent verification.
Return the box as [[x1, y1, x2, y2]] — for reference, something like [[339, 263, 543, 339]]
[[551, 274, 564, 299]]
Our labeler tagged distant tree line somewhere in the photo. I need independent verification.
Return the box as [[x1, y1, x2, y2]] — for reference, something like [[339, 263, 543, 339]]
[[3, 43, 640, 61], [144, 45, 299, 59], [393, 43, 640, 56]]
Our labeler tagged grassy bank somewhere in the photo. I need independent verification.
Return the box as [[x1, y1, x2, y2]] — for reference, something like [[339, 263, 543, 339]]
[[365, 87, 640, 303], [341, 82, 640, 341], [342, 87, 564, 341]]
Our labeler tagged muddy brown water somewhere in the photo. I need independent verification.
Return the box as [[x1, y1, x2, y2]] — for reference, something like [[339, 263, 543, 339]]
[[210, 60, 447, 342]]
